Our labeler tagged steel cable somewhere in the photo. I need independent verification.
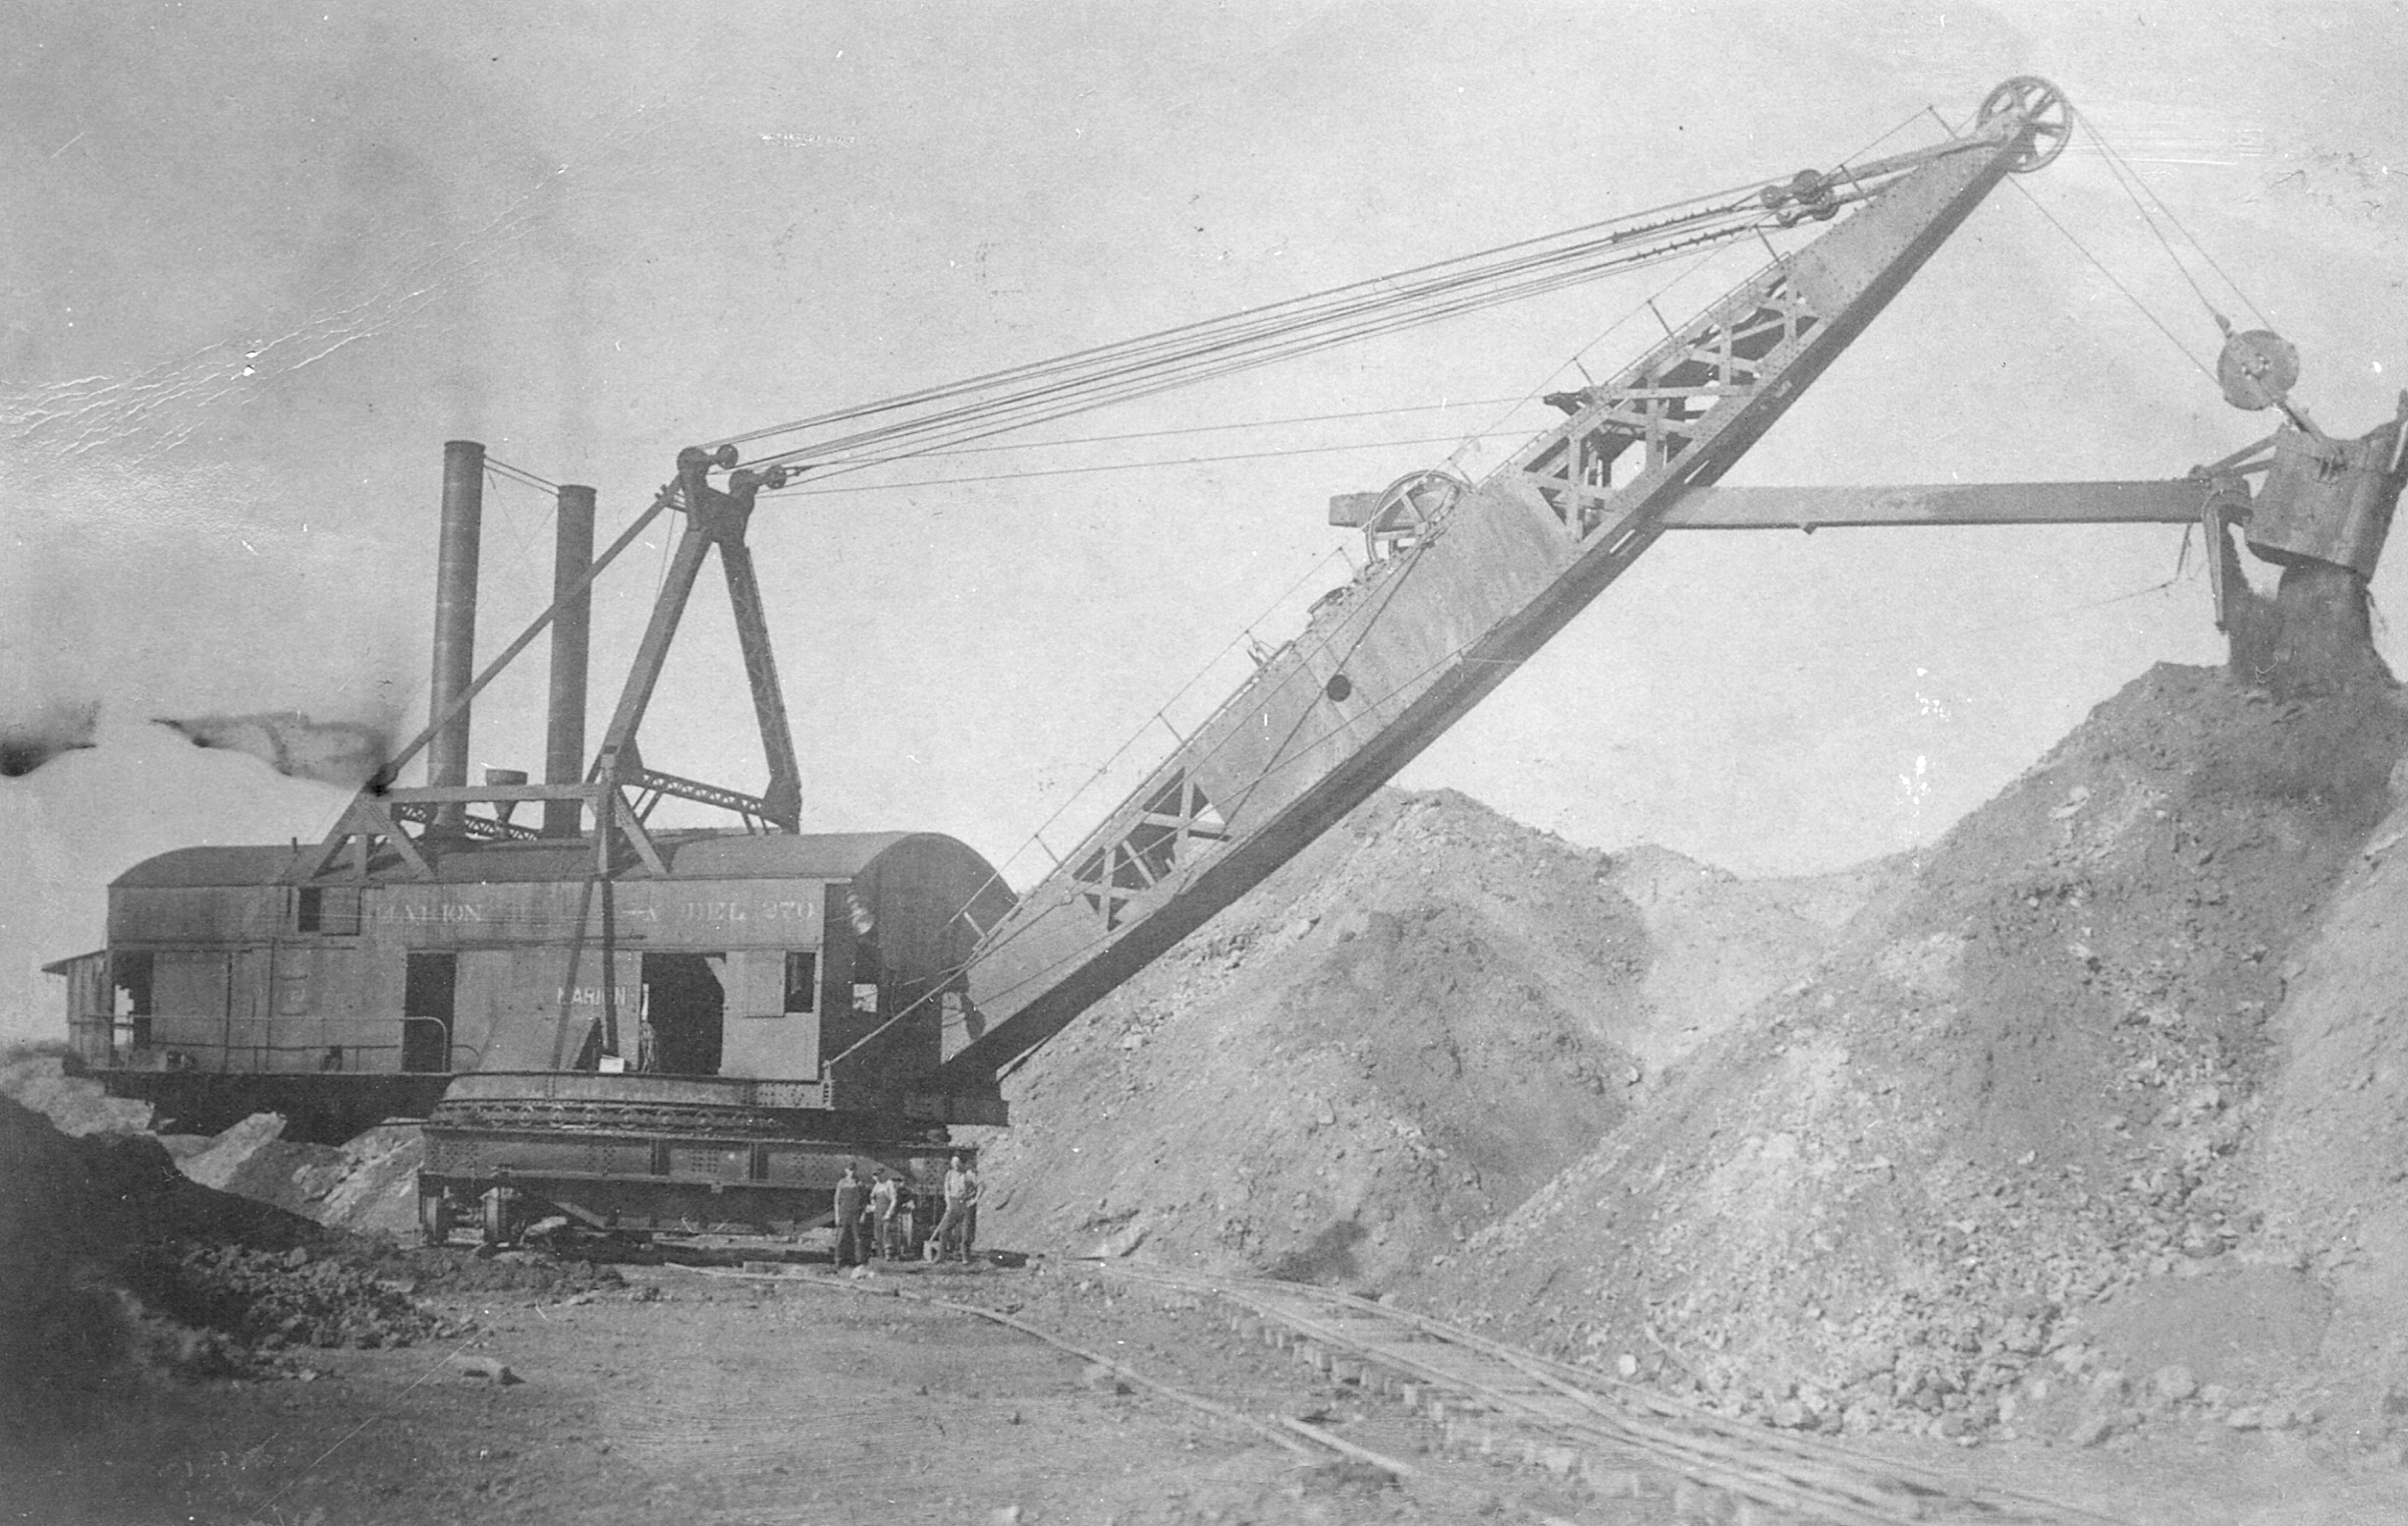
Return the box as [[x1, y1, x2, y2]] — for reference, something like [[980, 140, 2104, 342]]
[[707, 181, 1781, 456]]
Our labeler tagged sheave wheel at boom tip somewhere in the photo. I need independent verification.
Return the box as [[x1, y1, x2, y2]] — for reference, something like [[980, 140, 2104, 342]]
[[1977, 76, 2072, 172]]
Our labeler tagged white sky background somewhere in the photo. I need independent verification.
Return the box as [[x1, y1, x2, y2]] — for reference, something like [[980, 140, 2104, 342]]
[[4, 2, 2407, 1040]]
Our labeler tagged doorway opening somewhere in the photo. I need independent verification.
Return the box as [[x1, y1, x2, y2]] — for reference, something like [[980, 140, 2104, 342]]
[[642, 954, 724, 1075], [402, 953, 456, 1072]]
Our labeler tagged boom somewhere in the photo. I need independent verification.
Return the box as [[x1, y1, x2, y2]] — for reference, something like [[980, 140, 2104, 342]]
[[896, 80, 2072, 1094]]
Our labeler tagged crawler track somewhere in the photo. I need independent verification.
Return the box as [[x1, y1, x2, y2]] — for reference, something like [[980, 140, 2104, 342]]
[[1105, 1262, 2127, 1526]]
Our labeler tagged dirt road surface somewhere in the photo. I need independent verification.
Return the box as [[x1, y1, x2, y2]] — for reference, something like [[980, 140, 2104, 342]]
[[8, 1257, 1492, 1526], [14, 1252, 2408, 1526]]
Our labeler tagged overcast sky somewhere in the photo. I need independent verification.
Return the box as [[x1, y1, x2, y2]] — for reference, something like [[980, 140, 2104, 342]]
[[5, 2, 2406, 1040]]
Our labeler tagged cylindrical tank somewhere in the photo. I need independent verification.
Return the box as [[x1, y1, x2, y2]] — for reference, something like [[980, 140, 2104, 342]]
[[545, 483, 596, 837], [426, 440, 486, 829]]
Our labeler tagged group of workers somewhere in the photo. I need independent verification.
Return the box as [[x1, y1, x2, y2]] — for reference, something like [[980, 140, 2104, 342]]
[[830, 1154, 981, 1268]]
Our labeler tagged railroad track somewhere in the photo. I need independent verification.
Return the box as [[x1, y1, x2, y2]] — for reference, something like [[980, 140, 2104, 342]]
[[1103, 1261, 2128, 1526]]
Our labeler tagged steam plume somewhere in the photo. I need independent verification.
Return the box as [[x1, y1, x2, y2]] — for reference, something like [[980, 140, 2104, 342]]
[[0, 701, 100, 777], [157, 711, 390, 787]]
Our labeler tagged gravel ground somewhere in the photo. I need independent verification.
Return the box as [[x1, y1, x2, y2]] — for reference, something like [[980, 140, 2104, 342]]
[[12, 1253, 2408, 1525]]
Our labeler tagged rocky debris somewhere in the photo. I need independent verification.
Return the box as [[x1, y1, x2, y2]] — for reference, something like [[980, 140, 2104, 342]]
[[2246, 746, 2408, 1438], [176, 1110, 290, 1191], [1, 1093, 326, 1432], [309, 1123, 428, 1235], [0, 1066, 592, 1443], [983, 789, 1881, 1288], [167, 1114, 425, 1235], [124, 1240, 443, 1351], [355, 1242, 622, 1298], [1407, 665, 2408, 1444], [0, 1095, 318, 1265]]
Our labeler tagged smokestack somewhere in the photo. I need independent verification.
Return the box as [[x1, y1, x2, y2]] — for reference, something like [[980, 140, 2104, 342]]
[[544, 483, 596, 837], [425, 439, 485, 830]]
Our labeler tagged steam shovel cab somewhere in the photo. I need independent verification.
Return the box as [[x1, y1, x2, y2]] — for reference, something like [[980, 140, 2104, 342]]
[[74, 828, 1014, 1243]]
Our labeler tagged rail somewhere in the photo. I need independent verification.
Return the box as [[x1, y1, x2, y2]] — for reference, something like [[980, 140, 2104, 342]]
[[1100, 1261, 2129, 1526], [90, 1028, 408, 1073]]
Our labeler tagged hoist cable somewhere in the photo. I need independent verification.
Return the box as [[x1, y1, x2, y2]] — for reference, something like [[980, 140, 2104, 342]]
[[732, 126, 1958, 482], [896, 395, 1529, 459], [765, 232, 1751, 490], [774, 234, 1741, 477], [754, 217, 1772, 491], [2073, 104, 2274, 332], [2072, 107, 2231, 333], [1432, 116, 1937, 484], [2004, 176, 2217, 385], [743, 210, 1768, 473], [1448, 234, 1768, 480], [704, 178, 1788, 456], [765, 429, 1522, 498], [757, 229, 1757, 491]]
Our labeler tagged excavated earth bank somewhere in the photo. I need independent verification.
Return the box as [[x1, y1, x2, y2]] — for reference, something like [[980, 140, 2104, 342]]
[[995, 661, 2408, 1458], [0, 1087, 605, 1459], [981, 788, 1894, 1286], [1408, 664, 2408, 1449]]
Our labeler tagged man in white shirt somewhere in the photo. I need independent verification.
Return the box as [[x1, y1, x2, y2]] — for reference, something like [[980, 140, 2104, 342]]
[[869, 1170, 901, 1260]]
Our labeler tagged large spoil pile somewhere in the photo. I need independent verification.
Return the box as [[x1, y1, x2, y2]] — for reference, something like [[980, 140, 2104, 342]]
[[983, 788, 1885, 1285], [1413, 664, 2408, 1447], [0, 1094, 441, 1439], [0, 1051, 427, 1237]]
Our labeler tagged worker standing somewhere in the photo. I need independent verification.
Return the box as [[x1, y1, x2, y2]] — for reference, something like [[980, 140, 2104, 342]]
[[869, 1170, 900, 1261], [935, 1154, 970, 1264], [958, 1158, 983, 1263], [832, 1163, 865, 1268]]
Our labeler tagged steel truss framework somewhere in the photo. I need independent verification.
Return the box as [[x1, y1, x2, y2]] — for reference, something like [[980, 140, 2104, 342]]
[[1525, 276, 1820, 535], [935, 82, 2081, 1086]]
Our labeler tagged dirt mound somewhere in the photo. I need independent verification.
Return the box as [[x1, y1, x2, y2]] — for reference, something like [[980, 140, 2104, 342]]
[[0, 1047, 153, 1135], [0, 1094, 322, 1434], [2246, 741, 2408, 1434], [309, 1122, 429, 1235], [175, 1110, 292, 1191], [1413, 664, 2408, 1446], [982, 789, 1879, 1285], [1606, 843, 1902, 1070], [0, 1095, 478, 1446], [167, 1113, 425, 1235]]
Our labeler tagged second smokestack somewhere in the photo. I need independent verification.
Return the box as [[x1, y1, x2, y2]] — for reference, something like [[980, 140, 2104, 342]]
[[545, 483, 596, 837], [425, 440, 485, 831]]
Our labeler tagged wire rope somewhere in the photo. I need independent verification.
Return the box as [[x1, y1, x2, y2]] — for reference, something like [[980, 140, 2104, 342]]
[[708, 179, 1785, 456], [2004, 177, 2217, 384], [764, 428, 1531, 498], [483, 455, 563, 495], [734, 203, 1788, 474], [2073, 104, 2274, 331], [892, 395, 1529, 460], [755, 221, 1773, 494], [2072, 107, 2231, 333]]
